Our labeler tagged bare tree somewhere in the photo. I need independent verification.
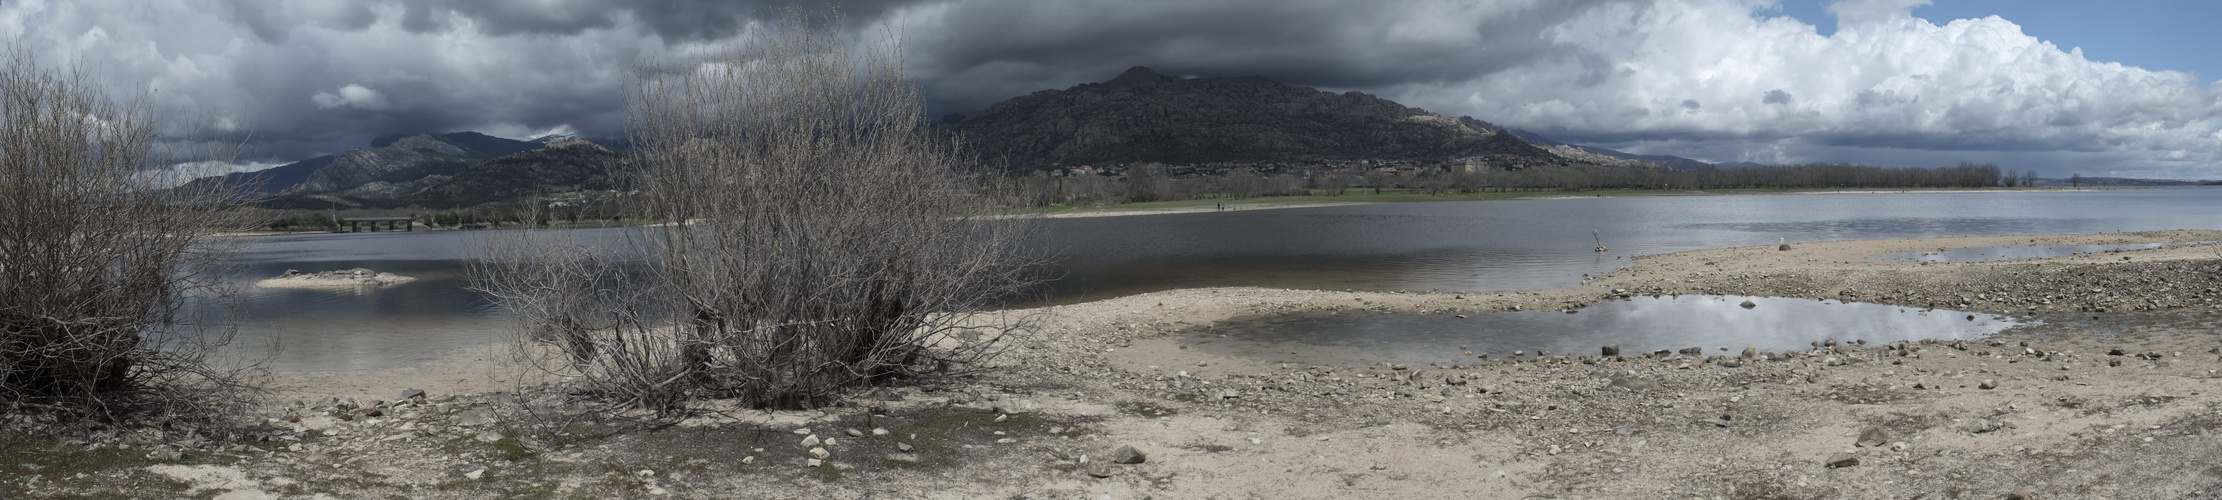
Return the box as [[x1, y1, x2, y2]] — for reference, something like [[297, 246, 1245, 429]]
[[474, 11, 1045, 414], [0, 49, 258, 423]]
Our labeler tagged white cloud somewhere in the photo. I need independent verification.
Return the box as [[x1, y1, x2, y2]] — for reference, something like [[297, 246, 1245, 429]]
[[311, 84, 395, 110], [1386, 0, 2222, 176]]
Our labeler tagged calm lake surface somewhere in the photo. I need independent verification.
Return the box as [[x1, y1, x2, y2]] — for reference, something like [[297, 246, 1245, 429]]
[[224, 189, 2222, 370]]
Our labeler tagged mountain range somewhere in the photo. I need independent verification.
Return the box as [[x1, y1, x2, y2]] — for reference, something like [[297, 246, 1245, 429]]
[[185, 132, 618, 210], [191, 66, 1716, 209], [950, 66, 1709, 170]]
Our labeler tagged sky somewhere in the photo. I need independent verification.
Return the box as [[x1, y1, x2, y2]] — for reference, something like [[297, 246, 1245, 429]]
[[5, 0, 2219, 179]]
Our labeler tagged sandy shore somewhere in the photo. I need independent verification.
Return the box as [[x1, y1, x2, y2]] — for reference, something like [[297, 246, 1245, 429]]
[[10, 230, 2222, 499]]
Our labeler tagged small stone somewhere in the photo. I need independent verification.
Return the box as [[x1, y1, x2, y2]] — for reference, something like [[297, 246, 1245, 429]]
[[458, 408, 497, 426], [1109, 445, 1147, 464], [1740, 300, 1757, 309], [887, 453, 919, 463], [825, 438, 838, 447], [1600, 344, 1619, 357], [808, 447, 830, 459], [871, 428, 889, 436], [464, 469, 485, 480], [1741, 347, 1757, 359], [845, 428, 864, 437], [792, 428, 812, 435], [806, 458, 822, 468], [475, 431, 505, 443], [897, 442, 914, 452], [741, 456, 755, 465], [2006, 489, 2035, 500], [1086, 463, 1114, 478], [801, 435, 821, 447], [401, 389, 426, 401], [648, 486, 668, 495], [993, 414, 1008, 423], [1856, 427, 1890, 448], [1979, 379, 1998, 390], [1825, 453, 1860, 468]]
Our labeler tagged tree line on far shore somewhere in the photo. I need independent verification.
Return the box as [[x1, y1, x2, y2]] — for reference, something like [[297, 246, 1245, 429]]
[[1004, 161, 2040, 207]]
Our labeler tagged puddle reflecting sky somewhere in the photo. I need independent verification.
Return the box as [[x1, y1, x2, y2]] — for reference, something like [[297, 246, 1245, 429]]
[[1189, 295, 2021, 366]]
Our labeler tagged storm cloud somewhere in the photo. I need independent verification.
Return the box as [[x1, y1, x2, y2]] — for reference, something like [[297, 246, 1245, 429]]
[[5, 0, 2218, 178]]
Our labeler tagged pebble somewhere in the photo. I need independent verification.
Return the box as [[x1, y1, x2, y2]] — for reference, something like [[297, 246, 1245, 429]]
[[808, 447, 830, 459], [1109, 445, 1147, 464], [898, 442, 914, 452], [1856, 427, 1890, 448], [802, 435, 821, 447], [1825, 453, 1860, 468], [845, 428, 864, 437], [464, 469, 485, 480], [1979, 379, 1999, 390]]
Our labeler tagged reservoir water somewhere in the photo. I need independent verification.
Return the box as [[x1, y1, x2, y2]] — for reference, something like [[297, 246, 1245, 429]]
[[222, 189, 2222, 370]]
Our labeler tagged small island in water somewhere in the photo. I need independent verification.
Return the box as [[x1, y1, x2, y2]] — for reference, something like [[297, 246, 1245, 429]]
[[254, 268, 418, 289]]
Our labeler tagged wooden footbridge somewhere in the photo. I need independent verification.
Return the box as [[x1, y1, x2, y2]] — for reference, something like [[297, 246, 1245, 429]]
[[339, 216, 413, 232]]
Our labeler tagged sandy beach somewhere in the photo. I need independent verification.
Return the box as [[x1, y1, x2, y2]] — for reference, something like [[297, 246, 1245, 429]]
[[11, 230, 2222, 499]]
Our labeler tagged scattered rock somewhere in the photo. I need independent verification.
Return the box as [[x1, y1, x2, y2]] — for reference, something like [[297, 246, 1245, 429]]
[[801, 435, 821, 447], [458, 408, 497, 426], [1741, 347, 1757, 359], [808, 447, 830, 459], [897, 442, 914, 452], [871, 427, 889, 436], [887, 453, 920, 463], [464, 469, 485, 480], [1607, 375, 1661, 392], [400, 389, 426, 402], [1739, 300, 1757, 309], [1856, 427, 1890, 448], [1825, 453, 1860, 468], [844, 428, 864, 438], [1601, 344, 1619, 357], [475, 431, 504, 443], [1108, 445, 1147, 464], [1979, 379, 1998, 390]]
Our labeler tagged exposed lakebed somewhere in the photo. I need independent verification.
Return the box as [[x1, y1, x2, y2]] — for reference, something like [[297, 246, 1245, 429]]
[[1185, 295, 2022, 366], [1870, 241, 2212, 263]]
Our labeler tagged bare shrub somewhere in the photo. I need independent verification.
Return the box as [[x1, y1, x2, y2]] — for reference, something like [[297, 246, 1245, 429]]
[[474, 11, 1045, 415], [0, 49, 258, 424]]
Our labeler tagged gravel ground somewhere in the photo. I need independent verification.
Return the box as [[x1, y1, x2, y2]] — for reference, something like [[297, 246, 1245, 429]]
[[7, 230, 2222, 499]]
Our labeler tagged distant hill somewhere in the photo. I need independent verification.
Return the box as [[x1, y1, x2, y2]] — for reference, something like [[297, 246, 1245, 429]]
[[178, 131, 624, 210], [952, 66, 1566, 168], [1506, 129, 1714, 171], [398, 140, 618, 207], [178, 154, 336, 196]]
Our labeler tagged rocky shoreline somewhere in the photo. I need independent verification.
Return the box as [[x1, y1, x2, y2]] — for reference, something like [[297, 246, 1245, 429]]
[[8, 230, 2222, 499], [254, 268, 419, 289]]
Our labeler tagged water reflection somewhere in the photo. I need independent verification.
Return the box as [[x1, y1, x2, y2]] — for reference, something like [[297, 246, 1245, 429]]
[[213, 189, 2219, 370], [1190, 296, 2021, 366]]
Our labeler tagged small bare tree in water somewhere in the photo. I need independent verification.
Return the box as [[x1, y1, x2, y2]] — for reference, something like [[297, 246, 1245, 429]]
[[475, 11, 1044, 414], [0, 49, 257, 423]]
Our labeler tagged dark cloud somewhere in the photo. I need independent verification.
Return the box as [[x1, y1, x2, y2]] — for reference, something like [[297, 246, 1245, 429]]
[[5, 0, 2217, 178]]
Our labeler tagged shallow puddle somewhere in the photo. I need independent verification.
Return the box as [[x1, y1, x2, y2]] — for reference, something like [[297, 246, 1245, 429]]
[[1870, 242, 2207, 263], [1188, 295, 2022, 366]]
